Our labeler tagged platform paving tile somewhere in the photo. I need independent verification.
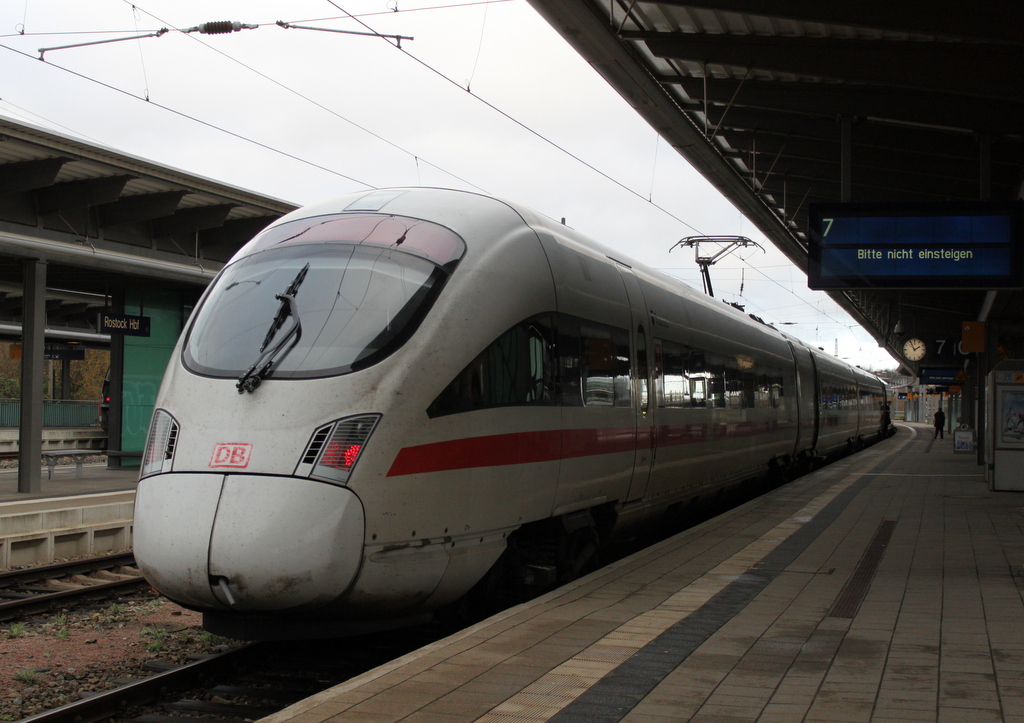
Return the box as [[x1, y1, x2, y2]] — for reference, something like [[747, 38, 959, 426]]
[[937, 707, 1005, 722], [278, 712, 346, 723], [400, 712, 471, 723], [870, 713, 938, 722], [694, 701, 769, 719], [343, 686, 447, 717], [804, 698, 875, 722], [1003, 695, 1024, 716], [758, 702, 814, 721], [621, 700, 701, 719]]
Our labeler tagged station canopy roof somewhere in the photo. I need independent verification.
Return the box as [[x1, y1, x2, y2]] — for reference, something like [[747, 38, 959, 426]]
[[0, 117, 296, 339], [527, 0, 1024, 373]]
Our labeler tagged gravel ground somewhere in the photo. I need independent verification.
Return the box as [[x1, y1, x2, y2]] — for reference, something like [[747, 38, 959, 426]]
[[0, 456, 237, 721], [0, 591, 240, 721]]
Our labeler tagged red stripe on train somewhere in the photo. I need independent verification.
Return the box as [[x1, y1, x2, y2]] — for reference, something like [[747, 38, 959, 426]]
[[386, 427, 637, 477], [385, 420, 795, 477]]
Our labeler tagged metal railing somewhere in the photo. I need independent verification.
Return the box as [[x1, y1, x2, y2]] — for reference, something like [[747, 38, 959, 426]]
[[0, 399, 101, 427]]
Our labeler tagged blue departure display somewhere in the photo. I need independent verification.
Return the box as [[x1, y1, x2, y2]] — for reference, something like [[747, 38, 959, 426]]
[[808, 202, 1023, 290]]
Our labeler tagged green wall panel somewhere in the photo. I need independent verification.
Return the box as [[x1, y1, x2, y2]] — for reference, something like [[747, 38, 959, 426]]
[[121, 289, 185, 460]]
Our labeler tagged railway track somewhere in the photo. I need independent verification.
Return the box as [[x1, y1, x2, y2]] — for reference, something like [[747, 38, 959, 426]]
[[18, 621, 456, 723], [0, 552, 147, 621]]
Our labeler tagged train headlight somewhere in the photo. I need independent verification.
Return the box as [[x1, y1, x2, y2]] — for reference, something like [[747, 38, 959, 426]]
[[297, 414, 380, 484], [141, 409, 179, 478]]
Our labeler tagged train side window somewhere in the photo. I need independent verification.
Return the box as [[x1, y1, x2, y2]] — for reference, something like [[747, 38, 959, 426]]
[[754, 372, 768, 409], [738, 368, 755, 409], [690, 378, 707, 406], [427, 315, 556, 417], [708, 354, 726, 408], [581, 323, 616, 407], [725, 366, 743, 410], [636, 325, 649, 415], [659, 340, 686, 408], [771, 371, 784, 407], [654, 339, 665, 407], [687, 351, 708, 409], [612, 327, 632, 408], [558, 316, 582, 407]]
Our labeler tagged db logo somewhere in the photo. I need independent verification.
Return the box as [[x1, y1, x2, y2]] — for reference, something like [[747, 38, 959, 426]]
[[210, 443, 253, 469]]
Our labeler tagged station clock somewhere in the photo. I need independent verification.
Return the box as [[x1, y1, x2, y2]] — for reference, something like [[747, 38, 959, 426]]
[[902, 337, 927, 361]]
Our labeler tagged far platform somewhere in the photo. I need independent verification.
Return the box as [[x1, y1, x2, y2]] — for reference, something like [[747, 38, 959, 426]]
[[262, 424, 1024, 723], [0, 461, 137, 504]]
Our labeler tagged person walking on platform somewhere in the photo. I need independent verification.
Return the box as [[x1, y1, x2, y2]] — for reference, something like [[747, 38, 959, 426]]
[[934, 407, 946, 439]]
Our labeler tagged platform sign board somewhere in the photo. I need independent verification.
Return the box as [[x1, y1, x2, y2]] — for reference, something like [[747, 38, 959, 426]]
[[100, 312, 150, 337], [919, 368, 962, 386], [808, 201, 1023, 289], [954, 427, 976, 454], [44, 345, 85, 361], [985, 362, 1024, 490]]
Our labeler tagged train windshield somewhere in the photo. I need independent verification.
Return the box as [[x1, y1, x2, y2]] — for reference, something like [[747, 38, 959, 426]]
[[183, 214, 465, 379]]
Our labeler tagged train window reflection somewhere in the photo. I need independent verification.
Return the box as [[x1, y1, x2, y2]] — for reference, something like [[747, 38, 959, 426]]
[[687, 351, 709, 409], [580, 323, 631, 408], [184, 244, 445, 379], [660, 341, 687, 407], [238, 213, 466, 268], [581, 324, 615, 406], [427, 316, 556, 417], [690, 378, 707, 406], [556, 316, 630, 408]]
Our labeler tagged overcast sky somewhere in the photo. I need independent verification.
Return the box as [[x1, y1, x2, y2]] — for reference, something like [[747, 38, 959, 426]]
[[0, 0, 898, 369]]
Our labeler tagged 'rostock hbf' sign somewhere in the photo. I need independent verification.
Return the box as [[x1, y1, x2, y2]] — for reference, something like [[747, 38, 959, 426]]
[[100, 312, 151, 337]]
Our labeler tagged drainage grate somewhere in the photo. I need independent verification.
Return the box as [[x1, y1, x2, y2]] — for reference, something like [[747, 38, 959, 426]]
[[828, 520, 896, 618]]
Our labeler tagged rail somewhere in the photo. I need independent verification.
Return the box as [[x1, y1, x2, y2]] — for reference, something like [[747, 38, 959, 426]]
[[0, 399, 101, 427], [0, 552, 144, 620]]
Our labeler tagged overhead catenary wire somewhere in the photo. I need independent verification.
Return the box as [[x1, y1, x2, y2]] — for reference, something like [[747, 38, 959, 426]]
[[1, 2, 883, 357], [318, 0, 707, 236], [0, 42, 375, 189], [120, 1, 490, 194]]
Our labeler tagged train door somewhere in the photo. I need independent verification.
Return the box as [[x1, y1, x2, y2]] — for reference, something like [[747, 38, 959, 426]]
[[616, 265, 655, 502], [787, 341, 819, 456]]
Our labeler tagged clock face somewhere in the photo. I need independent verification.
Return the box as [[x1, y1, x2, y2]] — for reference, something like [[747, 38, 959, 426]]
[[903, 337, 927, 361]]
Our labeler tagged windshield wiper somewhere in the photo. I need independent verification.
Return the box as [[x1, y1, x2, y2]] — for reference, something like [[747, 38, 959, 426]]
[[236, 264, 309, 394]]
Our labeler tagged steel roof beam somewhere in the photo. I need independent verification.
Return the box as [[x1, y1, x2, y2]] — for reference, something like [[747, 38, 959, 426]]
[[720, 119, 1024, 174], [35, 175, 132, 215], [198, 217, 275, 251], [636, 33, 1023, 101], [735, 142, 999, 192], [95, 190, 187, 227], [46, 301, 95, 321], [0, 158, 68, 194], [152, 204, 236, 236], [643, 0, 1024, 45], [660, 77, 1024, 138]]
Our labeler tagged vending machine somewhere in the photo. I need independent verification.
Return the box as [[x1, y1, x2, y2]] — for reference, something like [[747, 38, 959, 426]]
[[987, 360, 1024, 491]]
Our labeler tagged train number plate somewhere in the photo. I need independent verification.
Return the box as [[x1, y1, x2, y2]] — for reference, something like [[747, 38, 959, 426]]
[[209, 442, 253, 468]]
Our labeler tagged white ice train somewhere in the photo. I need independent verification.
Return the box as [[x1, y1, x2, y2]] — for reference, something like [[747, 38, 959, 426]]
[[133, 188, 887, 639]]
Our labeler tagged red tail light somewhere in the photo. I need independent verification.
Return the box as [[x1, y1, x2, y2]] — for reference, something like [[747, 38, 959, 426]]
[[320, 442, 362, 471], [307, 415, 379, 484]]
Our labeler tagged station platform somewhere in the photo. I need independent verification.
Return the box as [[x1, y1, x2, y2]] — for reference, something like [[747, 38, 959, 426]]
[[263, 423, 1024, 723], [0, 462, 137, 503], [0, 463, 138, 569]]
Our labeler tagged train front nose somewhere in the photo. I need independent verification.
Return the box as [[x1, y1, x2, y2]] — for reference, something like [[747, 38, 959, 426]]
[[133, 474, 364, 611]]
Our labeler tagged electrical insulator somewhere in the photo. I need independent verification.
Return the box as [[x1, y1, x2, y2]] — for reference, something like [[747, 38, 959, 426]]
[[185, 21, 257, 34]]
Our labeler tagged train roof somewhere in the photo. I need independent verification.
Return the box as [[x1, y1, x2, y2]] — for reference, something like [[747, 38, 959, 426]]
[[254, 187, 885, 385]]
